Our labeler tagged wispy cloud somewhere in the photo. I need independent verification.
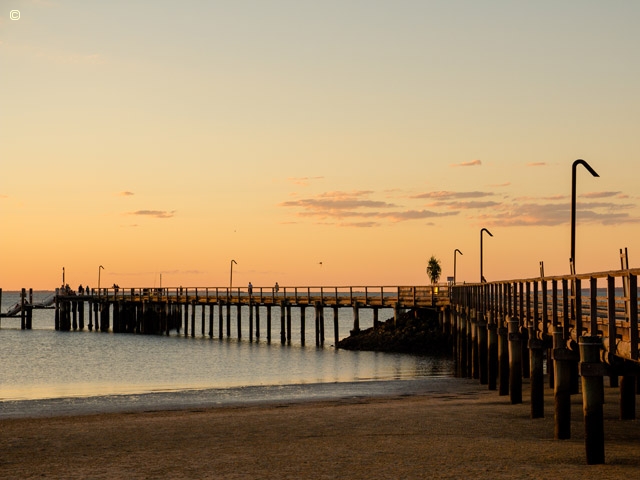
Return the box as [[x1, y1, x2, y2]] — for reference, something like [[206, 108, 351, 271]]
[[281, 186, 639, 228], [128, 210, 176, 219], [427, 200, 501, 210], [280, 190, 457, 226], [527, 162, 548, 167], [280, 190, 397, 213], [287, 176, 324, 186], [476, 199, 640, 227], [451, 159, 482, 167], [118, 191, 135, 197], [581, 191, 622, 199], [410, 190, 495, 200]]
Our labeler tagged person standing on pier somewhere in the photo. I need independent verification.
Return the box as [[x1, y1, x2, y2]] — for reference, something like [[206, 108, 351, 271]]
[[248, 282, 253, 296], [274, 282, 279, 295]]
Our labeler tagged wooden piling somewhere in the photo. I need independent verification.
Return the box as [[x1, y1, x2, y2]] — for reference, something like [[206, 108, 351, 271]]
[[267, 305, 272, 343], [72, 299, 78, 331], [300, 306, 306, 346], [458, 306, 468, 378], [286, 304, 292, 344], [184, 301, 189, 337], [487, 311, 498, 391], [190, 300, 196, 338], [20, 288, 26, 330], [352, 302, 360, 334], [249, 299, 254, 341], [508, 314, 523, 404], [620, 375, 636, 420], [471, 309, 479, 380], [529, 280, 544, 419], [553, 329, 572, 439], [78, 299, 84, 330], [88, 296, 93, 331], [237, 304, 242, 339], [333, 306, 339, 346], [209, 304, 214, 338], [579, 335, 605, 465], [280, 301, 286, 344], [529, 334, 545, 418], [477, 310, 488, 385], [218, 302, 224, 338], [255, 304, 260, 340]]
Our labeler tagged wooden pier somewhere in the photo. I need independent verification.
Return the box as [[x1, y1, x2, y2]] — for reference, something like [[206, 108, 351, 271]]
[[52, 285, 451, 346], [448, 267, 640, 465]]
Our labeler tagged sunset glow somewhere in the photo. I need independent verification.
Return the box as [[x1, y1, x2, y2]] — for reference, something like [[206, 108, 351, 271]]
[[1, 1, 639, 290]]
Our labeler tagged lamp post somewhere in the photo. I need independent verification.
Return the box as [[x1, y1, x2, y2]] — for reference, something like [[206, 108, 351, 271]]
[[453, 249, 463, 285], [98, 265, 104, 296], [480, 228, 493, 283], [570, 159, 599, 274]]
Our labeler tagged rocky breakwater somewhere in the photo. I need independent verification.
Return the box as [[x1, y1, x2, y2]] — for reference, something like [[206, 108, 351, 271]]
[[337, 308, 450, 355]]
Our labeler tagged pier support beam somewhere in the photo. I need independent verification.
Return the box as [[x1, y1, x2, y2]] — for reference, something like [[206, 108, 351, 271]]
[[266, 305, 272, 343], [579, 336, 605, 465], [255, 304, 260, 340], [553, 329, 574, 439], [457, 306, 468, 378], [498, 321, 510, 396], [620, 375, 636, 420], [508, 315, 523, 404], [487, 312, 498, 391], [471, 310, 479, 380], [352, 302, 360, 335], [477, 311, 488, 385], [280, 301, 286, 344], [529, 333, 545, 419]]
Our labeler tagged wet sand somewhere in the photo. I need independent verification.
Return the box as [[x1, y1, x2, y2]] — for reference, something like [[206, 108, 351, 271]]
[[1, 378, 639, 479]]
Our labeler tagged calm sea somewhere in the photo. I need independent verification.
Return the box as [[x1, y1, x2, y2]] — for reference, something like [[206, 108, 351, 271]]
[[0, 290, 455, 418]]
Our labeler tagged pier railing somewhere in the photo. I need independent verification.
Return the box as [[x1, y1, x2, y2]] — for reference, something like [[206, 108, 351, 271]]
[[63, 284, 451, 309], [450, 268, 640, 364]]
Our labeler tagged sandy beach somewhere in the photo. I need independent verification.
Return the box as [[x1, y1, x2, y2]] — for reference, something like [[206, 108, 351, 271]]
[[1, 378, 639, 479]]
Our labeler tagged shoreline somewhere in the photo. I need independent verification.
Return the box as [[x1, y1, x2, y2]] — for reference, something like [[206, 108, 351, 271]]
[[1, 378, 639, 479], [0, 376, 457, 419]]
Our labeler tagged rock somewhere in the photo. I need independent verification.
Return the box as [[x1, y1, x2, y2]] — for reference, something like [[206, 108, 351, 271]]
[[337, 308, 450, 355]]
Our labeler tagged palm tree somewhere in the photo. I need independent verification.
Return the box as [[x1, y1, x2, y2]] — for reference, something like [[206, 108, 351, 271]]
[[426, 255, 441, 285]]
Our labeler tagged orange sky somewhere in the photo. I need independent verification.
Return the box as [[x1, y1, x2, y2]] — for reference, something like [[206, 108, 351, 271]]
[[1, 1, 639, 290]]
